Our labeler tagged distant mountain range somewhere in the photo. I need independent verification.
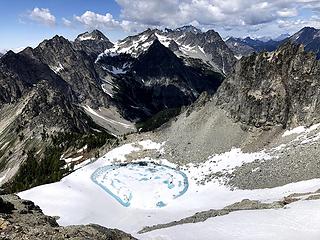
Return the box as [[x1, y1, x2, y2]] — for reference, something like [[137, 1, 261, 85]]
[[1, 24, 320, 189], [225, 35, 288, 58], [100, 25, 236, 74], [225, 28, 320, 59], [0, 26, 228, 184]]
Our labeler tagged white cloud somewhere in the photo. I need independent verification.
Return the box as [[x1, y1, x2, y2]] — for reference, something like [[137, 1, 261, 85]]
[[73, 11, 146, 33], [74, 11, 121, 30], [29, 7, 56, 26], [115, 0, 320, 34], [278, 16, 320, 30], [59, 0, 320, 39], [277, 8, 298, 18]]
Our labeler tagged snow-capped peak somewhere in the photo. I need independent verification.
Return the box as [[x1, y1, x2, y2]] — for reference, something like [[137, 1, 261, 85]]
[[97, 26, 235, 74], [75, 29, 110, 42]]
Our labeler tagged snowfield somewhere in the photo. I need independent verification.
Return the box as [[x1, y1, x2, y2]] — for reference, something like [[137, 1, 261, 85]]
[[19, 139, 320, 239], [139, 200, 320, 240]]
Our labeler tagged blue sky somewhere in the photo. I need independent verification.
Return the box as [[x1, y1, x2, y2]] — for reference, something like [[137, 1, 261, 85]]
[[0, 0, 123, 51], [1, 0, 320, 51]]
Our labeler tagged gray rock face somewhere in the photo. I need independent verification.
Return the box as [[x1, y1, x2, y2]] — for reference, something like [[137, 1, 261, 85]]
[[0, 49, 101, 184], [0, 194, 136, 240], [27, 35, 110, 107], [216, 42, 320, 129], [155, 41, 320, 168], [0, 50, 90, 132]]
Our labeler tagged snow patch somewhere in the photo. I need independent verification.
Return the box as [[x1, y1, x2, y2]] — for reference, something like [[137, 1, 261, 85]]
[[282, 126, 306, 137], [83, 105, 134, 129], [50, 63, 64, 74], [78, 35, 95, 41], [186, 148, 272, 181], [139, 200, 320, 240]]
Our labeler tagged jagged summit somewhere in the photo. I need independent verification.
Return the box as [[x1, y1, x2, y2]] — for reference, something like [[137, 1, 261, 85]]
[[73, 29, 114, 58], [103, 25, 235, 74], [175, 25, 202, 34], [75, 29, 111, 42]]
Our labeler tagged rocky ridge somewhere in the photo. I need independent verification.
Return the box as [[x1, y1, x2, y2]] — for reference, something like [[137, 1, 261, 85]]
[[0, 27, 229, 185], [216, 42, 320, 129], [0, 194, 136, 240], [101, 26, 236, 74], [138, 190, 320, 234]]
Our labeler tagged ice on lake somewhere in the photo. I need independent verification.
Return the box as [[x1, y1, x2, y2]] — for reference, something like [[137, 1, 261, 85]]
[[91, 162, 188, 209]]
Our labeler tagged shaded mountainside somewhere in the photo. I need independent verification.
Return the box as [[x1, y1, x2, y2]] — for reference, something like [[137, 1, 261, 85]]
[[0, 194, 136, 240], [289, 27, 320, 59], [0, 49, 110, 187], [26, 35, 111, 107], [104, 40, 224, 120], [0, 27, 230, 185]]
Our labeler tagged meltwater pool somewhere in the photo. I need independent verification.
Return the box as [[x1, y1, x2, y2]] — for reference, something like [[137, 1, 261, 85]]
[[91, 162, 189, 208]]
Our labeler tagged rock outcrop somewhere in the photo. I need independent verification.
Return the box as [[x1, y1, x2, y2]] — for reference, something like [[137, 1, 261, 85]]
[[216, 42, 320, 129], [0, 194, 136, 240]]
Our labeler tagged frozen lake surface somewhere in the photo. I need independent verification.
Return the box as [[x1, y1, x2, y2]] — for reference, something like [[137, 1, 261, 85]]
[[91, 162, 189, 208]]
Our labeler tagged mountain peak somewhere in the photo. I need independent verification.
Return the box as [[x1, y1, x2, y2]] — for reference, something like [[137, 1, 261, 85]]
[[300, 26, 317, 32], [75, 29, 110, 42], [175, 25, 202, 34]]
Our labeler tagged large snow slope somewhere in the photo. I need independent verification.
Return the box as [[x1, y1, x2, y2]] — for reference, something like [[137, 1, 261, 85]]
[[19, 140, 320, 239]]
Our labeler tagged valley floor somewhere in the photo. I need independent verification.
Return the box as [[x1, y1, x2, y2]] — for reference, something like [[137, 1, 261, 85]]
[[18, 124, 320, 240]]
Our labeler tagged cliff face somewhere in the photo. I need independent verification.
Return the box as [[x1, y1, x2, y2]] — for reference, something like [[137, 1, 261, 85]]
[[216, 42, 320, 129], [27, 35, 111, 107]]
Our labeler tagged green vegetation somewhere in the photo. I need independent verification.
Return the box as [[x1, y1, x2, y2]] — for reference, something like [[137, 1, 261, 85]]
[[52, 131, 116, 151], [5, 148, 65, 193], [136, 107, 181, 132], [4, 131, 117, 193]]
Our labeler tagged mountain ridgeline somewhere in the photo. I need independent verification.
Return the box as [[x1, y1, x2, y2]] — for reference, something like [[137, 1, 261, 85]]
[[0, 26, 230, 186], [1, 25, 320, 188]]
